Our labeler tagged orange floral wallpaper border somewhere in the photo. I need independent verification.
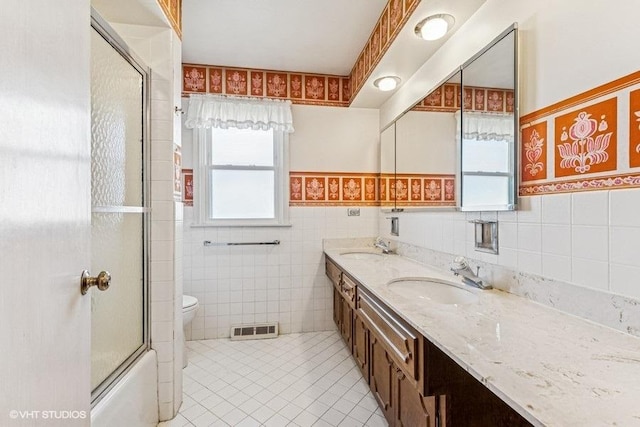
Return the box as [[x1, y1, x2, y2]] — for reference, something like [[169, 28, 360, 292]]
[[379, 173, 456, 207], [289, 171, 455, 207], [182, 64, 350, 107], [519, 69, 640, 196], [411, 83, 514, 114], [157, 0, 182, 38], [629, 88, 640, 168], [521, 122, 547, 182], [520, 173, 640, 196], [349, 0, 422, 102]]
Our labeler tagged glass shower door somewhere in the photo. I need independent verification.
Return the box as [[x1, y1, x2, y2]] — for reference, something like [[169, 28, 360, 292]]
[[89, 20, 149, 403]]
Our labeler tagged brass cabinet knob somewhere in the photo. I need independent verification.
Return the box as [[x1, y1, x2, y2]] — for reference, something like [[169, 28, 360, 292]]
[[80, 270, 111, 295]]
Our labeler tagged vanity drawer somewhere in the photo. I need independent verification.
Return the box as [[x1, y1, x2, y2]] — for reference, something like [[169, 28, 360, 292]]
[[325, 257, 342, 288], [341, 274, 357, 309], [358, 286, 419, 383]]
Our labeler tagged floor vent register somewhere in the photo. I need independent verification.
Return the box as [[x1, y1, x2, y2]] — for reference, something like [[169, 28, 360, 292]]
[[230, 322, 278, 341]]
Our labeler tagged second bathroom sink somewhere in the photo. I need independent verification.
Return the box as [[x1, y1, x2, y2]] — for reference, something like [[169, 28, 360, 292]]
[[340, 251, 386, 261], [387, 277, 478, 305]]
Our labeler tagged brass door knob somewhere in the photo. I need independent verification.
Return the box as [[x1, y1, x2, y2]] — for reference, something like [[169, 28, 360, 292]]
[[81, 270, 111, 295]]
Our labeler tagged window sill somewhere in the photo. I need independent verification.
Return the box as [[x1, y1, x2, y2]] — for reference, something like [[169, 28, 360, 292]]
[[190, 223, 293, 228]]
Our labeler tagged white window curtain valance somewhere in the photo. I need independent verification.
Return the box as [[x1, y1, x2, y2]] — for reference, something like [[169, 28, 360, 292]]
[[456, 111, 514, 143], [185, 94, 294, 133]]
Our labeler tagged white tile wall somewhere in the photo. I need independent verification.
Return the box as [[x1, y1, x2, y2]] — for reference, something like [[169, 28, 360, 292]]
[[572, 226, 608, 262], [183, 207, 379, 340], [572, 192, 609, 225], [610, 227, 640, 266], [541, 193, 571, 224], [610, 189, 640, 226], [517, 223, 542, 252], [571, 258, 609, 291], [379, 188, 640, 317], [541, 225, 571, 256], [517, 250, 542, 275], [542, 254, 572, 282]]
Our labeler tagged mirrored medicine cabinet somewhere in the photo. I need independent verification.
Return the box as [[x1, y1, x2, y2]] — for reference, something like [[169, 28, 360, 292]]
[[380, 24, 518, 212]]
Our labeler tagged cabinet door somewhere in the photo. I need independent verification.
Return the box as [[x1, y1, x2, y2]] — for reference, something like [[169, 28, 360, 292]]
[[341, 298, 353, 350], [370, 329, 395, 425], [353, 311, 369, 381], [396, 368, 437, 427], [358, 287, 420, 384], [333, 286, 342, 329], [325, 258, 342, 286]]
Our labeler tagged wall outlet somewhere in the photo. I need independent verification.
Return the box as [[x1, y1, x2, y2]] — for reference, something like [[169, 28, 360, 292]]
[[347, 208, 360, 216]]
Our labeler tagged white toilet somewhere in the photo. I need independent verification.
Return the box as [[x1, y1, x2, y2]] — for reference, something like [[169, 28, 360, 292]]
[[182, 295, 199, 368]]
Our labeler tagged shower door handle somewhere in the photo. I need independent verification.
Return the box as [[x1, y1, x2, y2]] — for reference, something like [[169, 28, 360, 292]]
[[80, 270, 111, 295]]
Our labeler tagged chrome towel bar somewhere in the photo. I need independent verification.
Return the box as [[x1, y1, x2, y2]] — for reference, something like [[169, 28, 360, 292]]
[[203, 240, 280, 246]]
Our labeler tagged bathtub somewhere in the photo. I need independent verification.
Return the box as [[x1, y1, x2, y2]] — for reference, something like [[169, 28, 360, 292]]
[[91, 350, 158, 427]]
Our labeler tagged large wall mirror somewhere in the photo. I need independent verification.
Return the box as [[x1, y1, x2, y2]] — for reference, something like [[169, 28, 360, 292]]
[[460, 26, 518, 211], [380, 24, 518, 212], [380, 123, 396, 209], [379, 71, 460, 211]]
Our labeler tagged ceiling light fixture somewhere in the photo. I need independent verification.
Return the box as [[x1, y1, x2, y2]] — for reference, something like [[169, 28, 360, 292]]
[[373, 76, 401, 91], [414, 14, 455, 41]]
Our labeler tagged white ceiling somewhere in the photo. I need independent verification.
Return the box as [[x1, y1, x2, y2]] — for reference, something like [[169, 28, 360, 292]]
[[180, 0, 488, 108], [182, 0, 387, 76], [94, 0, 489, 108], [92, 0, 168, 27]]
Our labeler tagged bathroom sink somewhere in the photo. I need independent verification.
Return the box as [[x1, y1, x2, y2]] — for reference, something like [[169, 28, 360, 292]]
[[387, 277, 478, 305], [340, 251, 385, 261]]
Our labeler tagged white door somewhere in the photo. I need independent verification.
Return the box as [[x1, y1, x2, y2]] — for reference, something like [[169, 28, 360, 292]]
[[0, 1, 92, 426]]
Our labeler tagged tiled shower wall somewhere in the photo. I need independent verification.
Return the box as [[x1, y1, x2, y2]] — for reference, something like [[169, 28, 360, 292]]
[[183, 207, 378, 339]]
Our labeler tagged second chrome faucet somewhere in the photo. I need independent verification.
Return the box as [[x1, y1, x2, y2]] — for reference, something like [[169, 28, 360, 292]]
[[374, 237, 394, 254], [450, 256, 492, 290]]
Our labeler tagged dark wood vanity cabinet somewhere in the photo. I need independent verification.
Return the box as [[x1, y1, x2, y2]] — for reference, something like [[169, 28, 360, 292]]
[[327, 258, 354, 351], [396, 368, 438, 427], [359, 285, 437, 427], [340, 274, 357, 350], [425, 341, 531, 427], [328, 259, 343, 333], [332, 285, 341, 327], [353, 310, 369, 381], [369, 329, 396, 423], [325, 255, 533, 427]]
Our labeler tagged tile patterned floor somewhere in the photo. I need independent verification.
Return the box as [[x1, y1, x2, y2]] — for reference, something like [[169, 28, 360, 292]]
[[159, 331, 388, 427]]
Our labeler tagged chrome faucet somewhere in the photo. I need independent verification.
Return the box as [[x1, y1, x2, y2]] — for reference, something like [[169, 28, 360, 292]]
[[450, 256, 492, 290], [374, 237, 393, 254]]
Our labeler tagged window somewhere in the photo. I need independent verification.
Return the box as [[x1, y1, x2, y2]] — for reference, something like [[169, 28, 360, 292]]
[[457, 111, 515, 209], [461, 137, 512, 206], [194, 127, 289, 226]]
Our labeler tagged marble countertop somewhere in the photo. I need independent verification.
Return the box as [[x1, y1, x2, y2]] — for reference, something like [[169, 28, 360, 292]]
[[324, 246, 640, 426]]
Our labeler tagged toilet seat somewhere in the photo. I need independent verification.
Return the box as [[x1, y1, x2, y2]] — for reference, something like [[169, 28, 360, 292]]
[[183, 295, 198, 310], [181, 294, 200, 368]]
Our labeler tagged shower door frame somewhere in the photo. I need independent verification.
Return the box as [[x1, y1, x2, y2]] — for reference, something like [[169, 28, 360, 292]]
[[90, 8, 151, 407]]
